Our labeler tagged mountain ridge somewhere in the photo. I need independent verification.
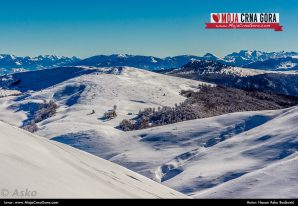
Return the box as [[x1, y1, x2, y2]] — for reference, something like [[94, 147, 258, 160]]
[[1, 50, 298, 75], [0, 54, 80, 75], [165, 59, 298, 96]]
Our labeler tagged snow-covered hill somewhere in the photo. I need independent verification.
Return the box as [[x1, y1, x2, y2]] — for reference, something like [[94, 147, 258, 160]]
[[167, 59, 268, 76], [0, 66, 208, 158], [165, 60, 298, 96], [151, 106, 298, 198], [168, 59, 298, 76], [0, 121, 187, 198], [0, 66, 297, 198]]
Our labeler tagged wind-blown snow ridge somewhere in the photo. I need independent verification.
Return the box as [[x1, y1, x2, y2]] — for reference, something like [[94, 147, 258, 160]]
[[0, 121, 187, 199]]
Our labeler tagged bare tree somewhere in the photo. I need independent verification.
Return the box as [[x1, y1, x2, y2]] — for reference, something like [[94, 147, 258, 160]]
[[103, 105, 117, 120]]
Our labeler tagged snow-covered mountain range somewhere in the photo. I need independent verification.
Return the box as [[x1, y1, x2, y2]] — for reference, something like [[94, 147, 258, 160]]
[[73, 54, 203, 70], [1, 50, 298, 75], [74, 51, 298, 70], [73, 51, 298, 71], [0, 54, 80, 75], [224, 50, 298, 66], [0, 66, 297, 198]]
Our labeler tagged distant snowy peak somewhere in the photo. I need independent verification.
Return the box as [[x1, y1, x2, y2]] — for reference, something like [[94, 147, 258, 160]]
[[0, 54, 80, 74], [151, 57, 158, 63], [29, 55, 77, 61], [0, 54, 17, 60], [203, 53, 221, 61], [117, 54, 129, 58], [224, 50, 298, 66]]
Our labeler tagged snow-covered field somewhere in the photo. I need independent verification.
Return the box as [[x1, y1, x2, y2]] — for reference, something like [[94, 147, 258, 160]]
[[0, 121, 187, 198], [0, 66, 297, 198]]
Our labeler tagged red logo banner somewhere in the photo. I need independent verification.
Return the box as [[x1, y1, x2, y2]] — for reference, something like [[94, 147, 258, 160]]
[[206, 13, 283, 31]]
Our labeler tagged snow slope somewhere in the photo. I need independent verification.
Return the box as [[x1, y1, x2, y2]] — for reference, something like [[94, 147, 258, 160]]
[[110, 106, 297, 198], [152, 106, 298, 198], [0, 66, 297, 198], [0, 121, 187, 199], [195, 153, 298, 198]]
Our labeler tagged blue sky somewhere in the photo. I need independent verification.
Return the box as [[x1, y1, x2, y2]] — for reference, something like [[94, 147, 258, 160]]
[[0, 0, 297, 58]]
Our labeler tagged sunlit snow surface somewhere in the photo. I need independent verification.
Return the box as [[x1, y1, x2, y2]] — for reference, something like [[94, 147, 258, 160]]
[[0, 66, 297, 198], [0, 121, 187, 198]]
